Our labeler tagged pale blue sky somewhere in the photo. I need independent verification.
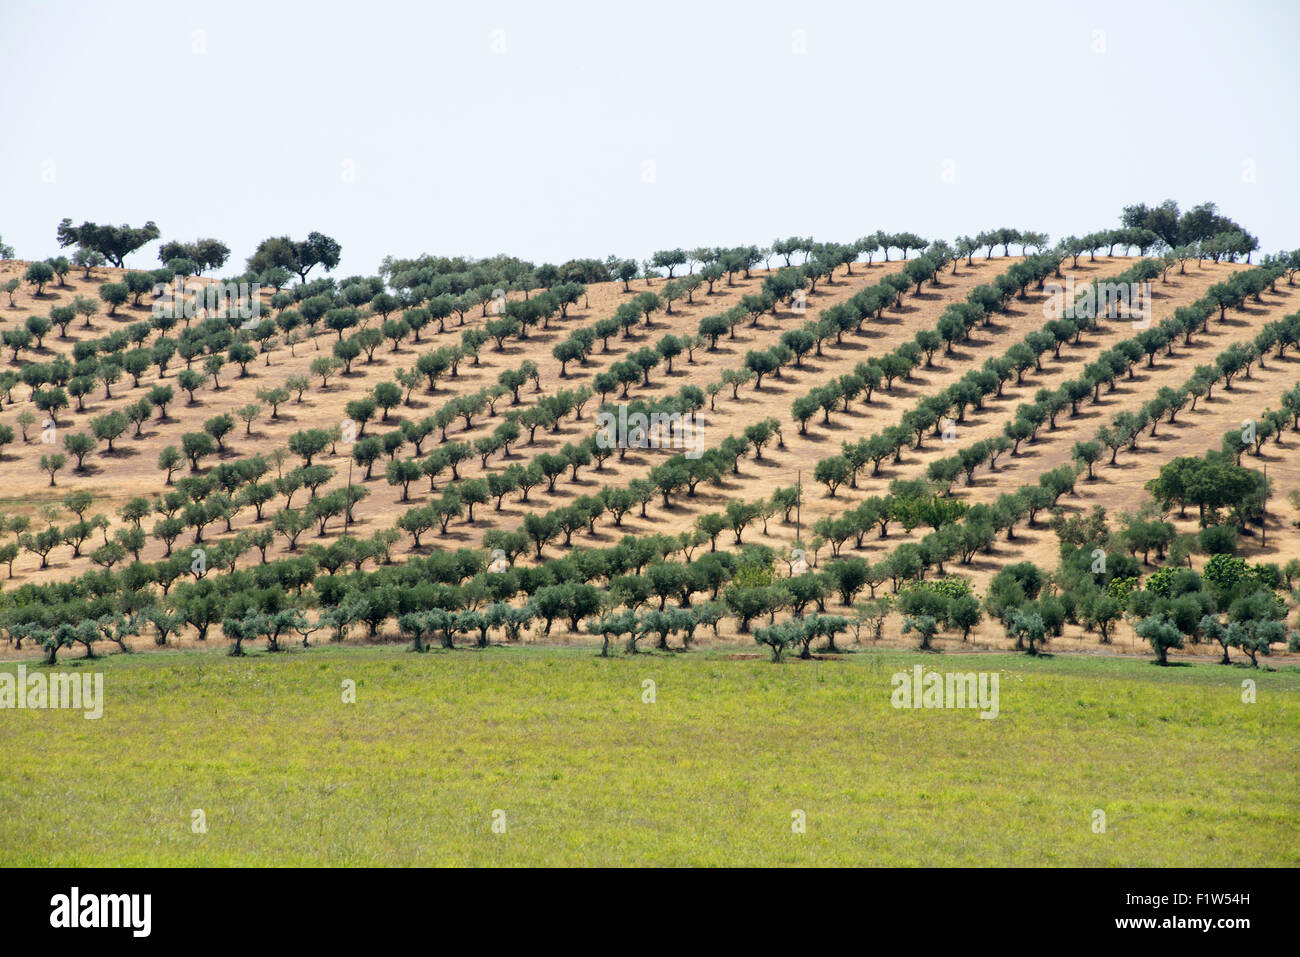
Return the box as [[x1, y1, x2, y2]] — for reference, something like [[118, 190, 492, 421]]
[[1, 0, 1296, 276]]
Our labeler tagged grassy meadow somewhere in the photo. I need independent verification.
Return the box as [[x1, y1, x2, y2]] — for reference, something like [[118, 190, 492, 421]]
[[2, 645, 1296, 866]]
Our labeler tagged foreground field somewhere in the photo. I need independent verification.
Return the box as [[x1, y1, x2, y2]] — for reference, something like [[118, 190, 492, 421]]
[[3, 646, 1295, 866]]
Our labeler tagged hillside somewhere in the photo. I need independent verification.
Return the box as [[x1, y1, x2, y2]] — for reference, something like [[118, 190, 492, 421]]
[[2, 245, 1298, 661]]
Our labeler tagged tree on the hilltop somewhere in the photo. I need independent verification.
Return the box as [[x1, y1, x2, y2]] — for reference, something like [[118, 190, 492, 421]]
[[56, 218, 160, 267], [246, 232, 342, 284]]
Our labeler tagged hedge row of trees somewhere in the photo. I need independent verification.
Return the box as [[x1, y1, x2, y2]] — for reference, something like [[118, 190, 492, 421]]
[[799, 253, 1293, 499], [10, 491, 1290, 665], [5, 217, 1294, 665], [756, 381, 1288, 664], [5, 220, 785, 496], [790, 253, 1064, 490], [52, 264, 1281, 607], [4, 401, 1295, 666], [484, 253, 1102, 580], [0, 523, 813, 660], [882, 266, 1292, 554], [1, 281, 572, 491], [1, 247, 1285, 548], [3, 221, 1016, 489], [5, 223, 840, 564]]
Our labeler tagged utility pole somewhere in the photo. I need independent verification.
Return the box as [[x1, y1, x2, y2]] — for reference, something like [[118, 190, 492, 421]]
[[1261, 464, 1267, 548], [344, 458, 353, 535], [796, 469, 802, 544]]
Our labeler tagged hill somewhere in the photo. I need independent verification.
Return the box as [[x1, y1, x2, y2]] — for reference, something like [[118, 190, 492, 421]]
[[2, 237, 1298, 663]]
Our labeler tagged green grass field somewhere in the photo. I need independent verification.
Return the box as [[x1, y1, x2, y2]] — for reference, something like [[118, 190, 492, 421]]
[[2, 645, 1296, 866]]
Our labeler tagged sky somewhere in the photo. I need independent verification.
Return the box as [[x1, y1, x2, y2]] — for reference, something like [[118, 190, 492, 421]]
[[1, 0, 1297, 278]]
